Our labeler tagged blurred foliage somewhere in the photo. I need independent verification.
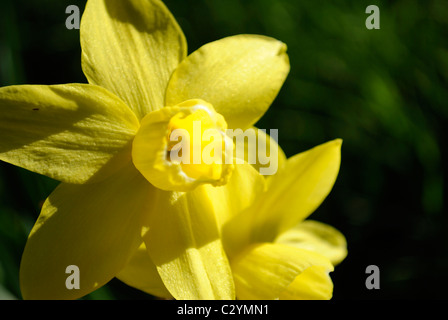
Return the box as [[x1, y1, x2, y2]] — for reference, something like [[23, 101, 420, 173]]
[[0, 0, 447, 299]]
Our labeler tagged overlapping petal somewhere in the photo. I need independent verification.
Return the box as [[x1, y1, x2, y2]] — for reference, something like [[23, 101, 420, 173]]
[[223, 139, 342, 255], [115, 163, 262, 299], [81, 0, 187, 119], [254, 139, 342, 239], [275, 220, 348, 266], [231, 243, 334, 300], [20, 164, 156, 300], [278, 265, 334, 300], [203, 163, 266, 229], [232, 127, 286, 176], [143, 187, 235, 300], [223, 139, 342, 256], [0, 84, 139, 184], [116, 243, 172, 299], [165, 35, 290, 129]]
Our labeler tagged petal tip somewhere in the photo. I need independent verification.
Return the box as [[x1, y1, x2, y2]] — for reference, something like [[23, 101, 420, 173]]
[[333, 138, 343, 146]]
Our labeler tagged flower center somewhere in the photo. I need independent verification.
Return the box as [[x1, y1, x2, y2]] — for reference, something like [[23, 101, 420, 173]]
[[166, 106, 228, 180], [132, 99, 234, 192]]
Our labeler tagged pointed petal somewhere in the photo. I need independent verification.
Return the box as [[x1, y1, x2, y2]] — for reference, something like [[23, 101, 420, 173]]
[[81, 0, 187, 119], [116, 243, 172, 299], [166, 35, 290, 129], [224, 140, 342, 253], [143, 187, 234, 300], [253, 139, 342, 240], [275, 220, 348, 266], [231, 243, 334, 300], [0, 84, 139, 184], [20, 164, 155, 300]]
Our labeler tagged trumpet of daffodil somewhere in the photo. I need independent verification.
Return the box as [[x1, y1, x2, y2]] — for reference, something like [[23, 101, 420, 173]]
[[0, 0, 291, 300], [118, 139, 347, 300]]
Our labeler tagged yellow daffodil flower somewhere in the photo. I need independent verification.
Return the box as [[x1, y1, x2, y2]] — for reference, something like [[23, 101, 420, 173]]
[[0, 0, 290, 300], [119, 139, 347, 300]]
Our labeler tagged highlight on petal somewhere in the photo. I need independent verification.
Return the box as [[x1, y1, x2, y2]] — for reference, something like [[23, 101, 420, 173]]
[[20, 164, 156, 300], [81, 0, 187, 119], [0, 84, 139, 184], [143, 187, 235, 300], [231, 243, 334, 300], [166, 34, 290, 130], [223, 139, 342, 255], [275, 220, 348, 266], [116, 243, 172, 299]]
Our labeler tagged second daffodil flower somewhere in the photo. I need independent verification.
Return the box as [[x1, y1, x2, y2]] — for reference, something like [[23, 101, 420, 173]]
[[0, 0, 290, 300]]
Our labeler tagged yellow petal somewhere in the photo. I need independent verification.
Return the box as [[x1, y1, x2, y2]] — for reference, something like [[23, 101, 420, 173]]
[[116, 243, 172, 299], [166, 35, 290, 129], [224, 139, 342, 254], [255, 139, 342, 239], [275, 220, 348, 266], [81, 0, 187, 119], [231, 243, 334, 300], [203, 162, 266, 229], [143, 187, 234, 300], [231, 126, 286, 176], [0, 84, 139, 184], [20, 164, 156, 300], [278, 265, 334, 300]]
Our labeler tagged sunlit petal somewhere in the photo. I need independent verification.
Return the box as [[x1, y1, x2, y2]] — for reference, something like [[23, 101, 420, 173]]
[[116, 243, 172, 299], [203, 162, 266, 229], [231, 243, 333, 300], [81, 0, 187, 119], [279, 265, 333, 300], [224, 139, 342, 254], [275, 220, 348, 266], [20, 164, 155, 300], [166, 35, 289, 129], [0, 84, 139, 184], [143, 187, 234, 300]]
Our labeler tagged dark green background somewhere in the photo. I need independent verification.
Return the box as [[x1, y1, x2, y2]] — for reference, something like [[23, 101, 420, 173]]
[[1, 0, 447, 299]]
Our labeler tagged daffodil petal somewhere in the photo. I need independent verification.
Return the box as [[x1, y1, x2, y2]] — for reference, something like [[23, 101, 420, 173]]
[[278, 265, 334, 300], [203, 162, 266, 229], [143, 187, 234, 300], [116, 243, 172, 299], [0, 84, 139, 184], [166, 35, 290, 129], [231, 243, 334, 300], [253, 139, 342, 240], [232, 127, 286, 176], [20, 164, 155, 300], [275, 220, 348, 266], [81, 0, 187, 119], [224, 139, 342, 253]]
